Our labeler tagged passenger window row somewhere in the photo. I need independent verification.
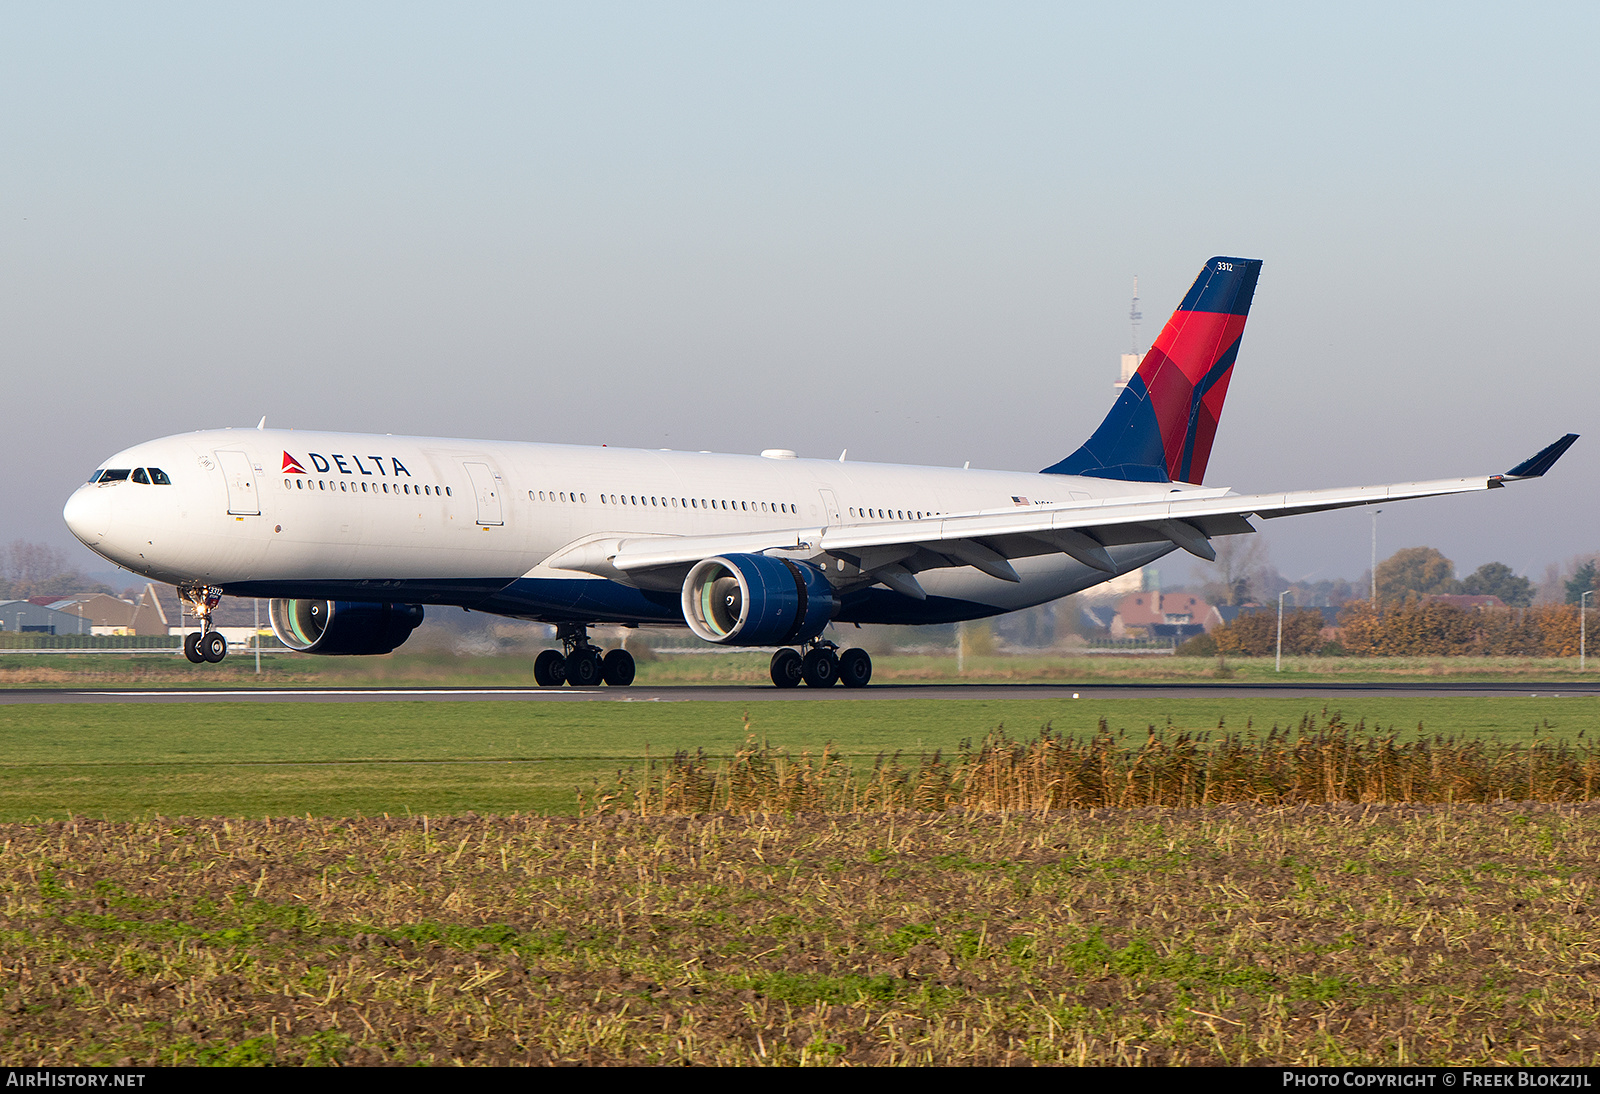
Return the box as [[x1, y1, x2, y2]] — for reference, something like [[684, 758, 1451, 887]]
[[525, 489, 798, 515], [285, 477, 452, 497], [850, 506, 939, 520], [597, 494, 796, 514]]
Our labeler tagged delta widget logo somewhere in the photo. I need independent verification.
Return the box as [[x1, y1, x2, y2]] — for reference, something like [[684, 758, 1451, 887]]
[[281, 451, 412, 478]]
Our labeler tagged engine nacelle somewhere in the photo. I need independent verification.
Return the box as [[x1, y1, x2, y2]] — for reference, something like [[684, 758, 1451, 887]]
[[268, 599, 425, 655], [681, 554, 834, 646]]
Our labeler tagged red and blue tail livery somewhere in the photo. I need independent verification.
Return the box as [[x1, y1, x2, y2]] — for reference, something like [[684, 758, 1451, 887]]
[[1044, 256, 1263, 484]]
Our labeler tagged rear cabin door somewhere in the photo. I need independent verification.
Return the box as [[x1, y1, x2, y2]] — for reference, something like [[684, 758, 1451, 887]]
[[463, 461, 504, 525], [216, 450, 260, 516]]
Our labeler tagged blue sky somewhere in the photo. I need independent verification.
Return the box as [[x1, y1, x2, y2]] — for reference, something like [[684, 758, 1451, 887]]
[[3, 3, 1596, 588]]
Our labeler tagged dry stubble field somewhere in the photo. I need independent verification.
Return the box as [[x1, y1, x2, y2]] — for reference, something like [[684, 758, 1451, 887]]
[[2, 803, 1597, 1066]]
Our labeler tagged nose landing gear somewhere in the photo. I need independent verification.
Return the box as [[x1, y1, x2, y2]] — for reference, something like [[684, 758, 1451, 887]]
[[534, 623, 636, 687], [179, 585, 228, 664]]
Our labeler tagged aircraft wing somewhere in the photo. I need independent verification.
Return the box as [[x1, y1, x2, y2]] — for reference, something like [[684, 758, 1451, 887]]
[[545, 435, 1578, 598]]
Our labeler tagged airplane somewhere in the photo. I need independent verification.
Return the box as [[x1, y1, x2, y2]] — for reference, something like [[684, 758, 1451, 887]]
[[62, 256, 1577, 688]]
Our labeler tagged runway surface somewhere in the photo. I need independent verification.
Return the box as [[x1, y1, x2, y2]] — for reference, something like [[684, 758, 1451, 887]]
[[4, 681, 1600, 704]]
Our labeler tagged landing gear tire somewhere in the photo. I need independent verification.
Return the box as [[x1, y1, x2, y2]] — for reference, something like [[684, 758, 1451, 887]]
[[533, 649, 566, 687], [183, 632, 205, 664], [770, 648, 803, 688], [201, 632, 228, 663], [565, 648, 604, 688], [602, 648, 636, 687], [839, 647, 872, 688], [801, 647, 839, 688]]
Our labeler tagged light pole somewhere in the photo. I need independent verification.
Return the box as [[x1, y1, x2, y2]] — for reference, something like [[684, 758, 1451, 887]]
[[1583, 589, 1593, 672], [1276, 588, 1294, 673], [1370, 509, 1382, 604]]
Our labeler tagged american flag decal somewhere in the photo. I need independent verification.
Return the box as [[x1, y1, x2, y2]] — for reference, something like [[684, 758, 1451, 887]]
[[1012, 496, 1030, 506]]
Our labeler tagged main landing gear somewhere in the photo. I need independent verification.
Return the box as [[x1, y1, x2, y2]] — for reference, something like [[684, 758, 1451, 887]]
[[179, 585, 228, 664], [534, 623, 635, 688], [770, 641, 872, 689]]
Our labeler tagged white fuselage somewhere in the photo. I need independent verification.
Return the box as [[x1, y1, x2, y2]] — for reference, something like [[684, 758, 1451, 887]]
[[65, 427, 1187, 625]]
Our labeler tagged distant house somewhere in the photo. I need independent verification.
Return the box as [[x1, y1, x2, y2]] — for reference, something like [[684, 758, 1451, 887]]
[[1078, 603, 1118, 633], [128, 584, 170, 635], [31, 584, 170, 636], [32, 593, 135, 635], [1110, 592, 1220, 642], [0, 600, 93, 635], [1217, 604, 1342, 628], [1213, 604, 1252, 628]]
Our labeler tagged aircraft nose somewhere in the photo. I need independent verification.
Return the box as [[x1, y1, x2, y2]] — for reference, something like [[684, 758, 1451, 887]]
[[63, 485, 111, 546]]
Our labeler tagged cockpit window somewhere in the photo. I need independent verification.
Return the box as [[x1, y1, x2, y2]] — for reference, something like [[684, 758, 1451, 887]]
[[147, 467, 171, 485], [94, 469, 131, 483], [131, 468, 150, 484]]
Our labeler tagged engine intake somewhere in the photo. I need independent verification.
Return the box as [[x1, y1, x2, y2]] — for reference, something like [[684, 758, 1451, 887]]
[[268, 599, 425, 655], [682, 554, 834, 646]]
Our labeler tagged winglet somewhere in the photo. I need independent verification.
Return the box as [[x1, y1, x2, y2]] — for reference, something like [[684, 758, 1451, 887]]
[[1500, 434, 1579, 480]]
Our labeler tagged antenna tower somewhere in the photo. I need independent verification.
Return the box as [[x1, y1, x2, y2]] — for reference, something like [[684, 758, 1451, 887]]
[[1114, 276, 1144, 393], [1129, 275, 1142, 354]]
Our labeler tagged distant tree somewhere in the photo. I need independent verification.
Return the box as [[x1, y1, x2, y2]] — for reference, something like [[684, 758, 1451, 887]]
[[993, 601, 1057, 648], [1461, 562, 1535, 607], [1287, 577, 1360, 609], [0, 540, 112, 600], [1537, 604, 1583, 657], [1375, 547, 1462, 603], [1212, 608, 1325, 657], [1194, 537, 1274, 606], [1567, 560, 1599, 606], [1338, 599, 1580, 657]]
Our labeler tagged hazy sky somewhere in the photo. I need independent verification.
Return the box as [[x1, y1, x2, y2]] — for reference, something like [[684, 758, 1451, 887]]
[[3, 3, 1596, 590]]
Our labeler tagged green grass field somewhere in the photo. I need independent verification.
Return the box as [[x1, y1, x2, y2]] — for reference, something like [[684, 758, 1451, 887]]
[[2, 696, 1595, 820]]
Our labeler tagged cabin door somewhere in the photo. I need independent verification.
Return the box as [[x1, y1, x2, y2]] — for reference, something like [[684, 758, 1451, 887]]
[[463, 462, 504, 526], [817, 488, 841, 526], [216, 450, 260, 516]]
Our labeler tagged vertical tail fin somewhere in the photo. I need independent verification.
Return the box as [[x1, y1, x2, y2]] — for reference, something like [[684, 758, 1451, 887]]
[[1044, 256, 1263, 484]]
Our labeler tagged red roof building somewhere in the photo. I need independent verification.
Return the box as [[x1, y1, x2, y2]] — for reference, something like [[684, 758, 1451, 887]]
[[1110, 591, 1221, 639]]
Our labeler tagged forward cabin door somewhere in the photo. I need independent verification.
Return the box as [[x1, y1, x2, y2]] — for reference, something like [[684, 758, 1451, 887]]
[[817, 488, 842, 526], [216, 450, 260, 516], [463, 461, 504, 526]]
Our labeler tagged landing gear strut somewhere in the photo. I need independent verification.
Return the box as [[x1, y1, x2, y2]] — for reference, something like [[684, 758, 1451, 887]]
[[534, 624, 635, 688], [179, 585, 227, 665], [770, 641, 872, 689]]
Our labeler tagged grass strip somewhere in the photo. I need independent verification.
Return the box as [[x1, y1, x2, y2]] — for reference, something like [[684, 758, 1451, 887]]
[[0, 698, 1593, 820]]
